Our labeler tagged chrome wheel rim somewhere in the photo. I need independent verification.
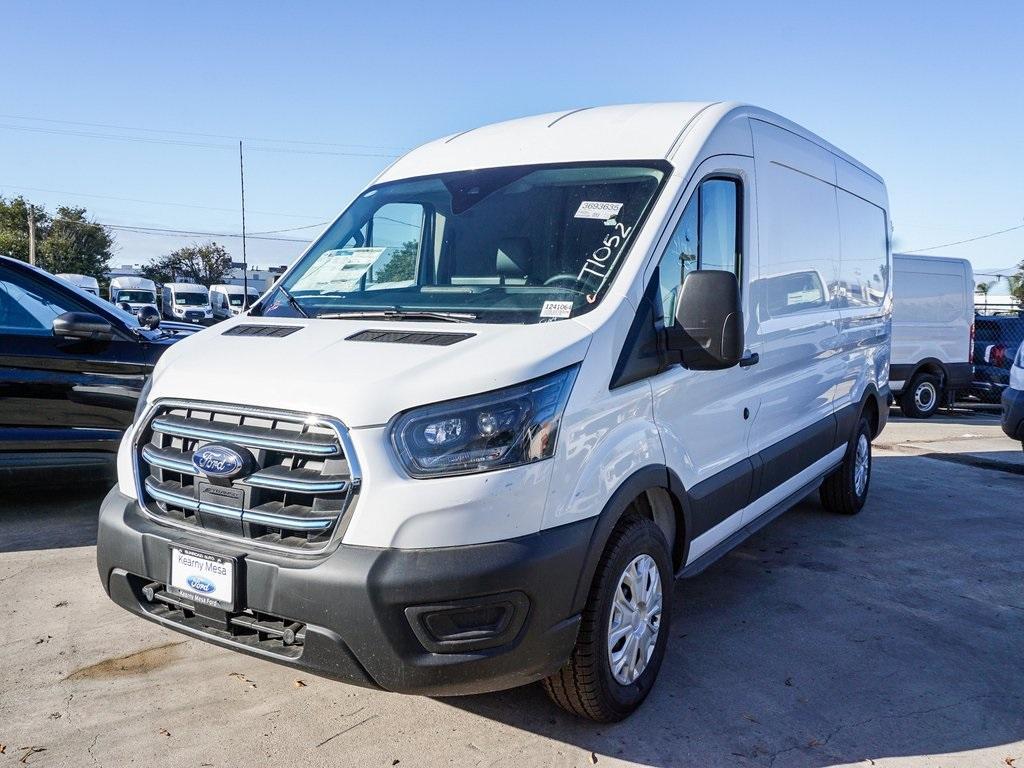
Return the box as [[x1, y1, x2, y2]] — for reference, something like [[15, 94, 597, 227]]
[[854, 433, 870, 497], [607, 554, 662, 685], [914, 381, 937, 411]]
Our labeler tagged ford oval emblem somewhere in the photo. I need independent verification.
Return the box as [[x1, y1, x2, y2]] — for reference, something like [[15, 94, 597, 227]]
[[186, 575, 216, 593], [191, 443, 248, 479]]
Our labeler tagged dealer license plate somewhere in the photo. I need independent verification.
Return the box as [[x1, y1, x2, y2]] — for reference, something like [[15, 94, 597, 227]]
[[169, 547, 235, 609]]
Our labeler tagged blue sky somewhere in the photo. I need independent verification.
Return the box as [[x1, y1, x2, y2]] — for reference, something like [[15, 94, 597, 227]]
[[2, 1, 1022, 290]]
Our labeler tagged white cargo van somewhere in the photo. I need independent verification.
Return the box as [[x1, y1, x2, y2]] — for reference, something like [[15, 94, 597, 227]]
[[55, 273, 100, 296], [97, 103, 891, 721], [161, 282, 212, 324], [110, 276, 159, 318], [209, 284, 260, 320], [890, 253, 974, 418]]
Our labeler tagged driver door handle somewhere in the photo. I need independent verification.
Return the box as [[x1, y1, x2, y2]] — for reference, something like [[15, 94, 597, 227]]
[[739, 351, 760, 368]]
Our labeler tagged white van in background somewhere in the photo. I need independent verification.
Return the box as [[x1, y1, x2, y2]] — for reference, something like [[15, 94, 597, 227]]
[[209, 284, 260, 320], [161, 283, 212, 324], [890, 253, 974, 418], [55, 273, 100, 296], [98, 102, 891, 722], [110, 276, 159, 318]]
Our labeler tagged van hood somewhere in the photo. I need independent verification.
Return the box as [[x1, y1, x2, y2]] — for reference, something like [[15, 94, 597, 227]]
[[149, 317, 593, 427]]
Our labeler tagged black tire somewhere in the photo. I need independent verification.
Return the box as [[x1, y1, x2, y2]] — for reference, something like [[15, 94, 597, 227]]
[[899, 373, 942, 418], [820, 416, 872, 515], [543, 514, 672, 722]]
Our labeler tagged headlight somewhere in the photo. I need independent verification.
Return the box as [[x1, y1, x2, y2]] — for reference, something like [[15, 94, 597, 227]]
[[391, 366, 579, 478], [133, 377, 153, 425]]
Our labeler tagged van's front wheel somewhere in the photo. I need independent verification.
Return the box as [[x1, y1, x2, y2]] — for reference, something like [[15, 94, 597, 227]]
[[820, 416, 872, 515], [543, 515, 672, 722]]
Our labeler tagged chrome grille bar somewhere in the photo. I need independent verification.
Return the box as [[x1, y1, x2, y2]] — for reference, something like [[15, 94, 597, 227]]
[[141, 444, 197, 475], [151, 415, 341, 457], [144, 477, 334, 531], [242, 466, 349, 494]]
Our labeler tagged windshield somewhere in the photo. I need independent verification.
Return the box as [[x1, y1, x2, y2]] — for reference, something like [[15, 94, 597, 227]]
[[175, 293, 207, 306], [257, 162, 667, 323], [115, 290, 155, 304], [229, 295, 245, 306]]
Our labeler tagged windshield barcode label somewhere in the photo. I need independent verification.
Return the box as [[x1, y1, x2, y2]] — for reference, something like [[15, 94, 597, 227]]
[[575, 200, 623, 220]]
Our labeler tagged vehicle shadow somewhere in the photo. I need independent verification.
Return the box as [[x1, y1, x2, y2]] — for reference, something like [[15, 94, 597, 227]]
[[441, 455, 1024, 766], [0, 469, 111, 553]]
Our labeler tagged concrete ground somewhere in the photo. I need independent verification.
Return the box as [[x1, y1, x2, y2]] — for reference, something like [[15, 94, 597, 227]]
[[0, 410, 1021, 768]]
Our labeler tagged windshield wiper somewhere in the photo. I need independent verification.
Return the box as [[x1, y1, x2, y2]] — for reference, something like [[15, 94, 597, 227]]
[[317, 309, 477, 323], [275, 285, 309, 318]]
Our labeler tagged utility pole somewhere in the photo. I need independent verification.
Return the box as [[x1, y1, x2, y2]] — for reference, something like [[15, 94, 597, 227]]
[[239, 140, 248, 303], [27, 206, 37, 266]]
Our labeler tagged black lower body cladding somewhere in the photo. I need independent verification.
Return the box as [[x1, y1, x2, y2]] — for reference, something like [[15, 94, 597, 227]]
[[96, 487, 595, 696]]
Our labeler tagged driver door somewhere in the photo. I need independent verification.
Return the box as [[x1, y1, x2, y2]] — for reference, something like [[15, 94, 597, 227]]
[[646, 156, 762, 563], [0, 265, 150, 451]]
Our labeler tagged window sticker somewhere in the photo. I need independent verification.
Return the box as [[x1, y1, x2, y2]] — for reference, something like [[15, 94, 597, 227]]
[[540, 300, 574, 319], [290, 247, 386, 292], [574, 200, 624, 220]]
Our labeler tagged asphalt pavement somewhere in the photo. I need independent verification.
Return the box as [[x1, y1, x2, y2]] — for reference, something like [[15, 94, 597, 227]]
[[0, 410, 1021, 767]]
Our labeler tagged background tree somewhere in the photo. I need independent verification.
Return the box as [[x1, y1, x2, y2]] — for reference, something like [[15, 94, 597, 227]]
[[139, 254, 181, 285], [39, 206, 113, 279], [0, 197, 111, 283], [1009, 263, 1024, 308], [374, 240, 418, 284], [0, 196, 50, 263], [142, 242, 232, 286]]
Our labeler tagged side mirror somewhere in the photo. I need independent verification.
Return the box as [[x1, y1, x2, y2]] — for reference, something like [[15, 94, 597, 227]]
[[665, 270, 744, 370], [52, 311, 115, 341], [138, 306, 160, 330]]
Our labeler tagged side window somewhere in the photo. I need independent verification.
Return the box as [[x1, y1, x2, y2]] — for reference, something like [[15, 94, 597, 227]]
[[658, 177, 740, 322], [837, 190, 888, 308], [0, 269, 81, 335], [367, 203, 425, 287]]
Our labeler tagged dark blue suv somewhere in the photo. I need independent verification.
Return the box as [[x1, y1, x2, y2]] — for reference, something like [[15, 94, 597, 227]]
[[968, 315, 1024, 403]]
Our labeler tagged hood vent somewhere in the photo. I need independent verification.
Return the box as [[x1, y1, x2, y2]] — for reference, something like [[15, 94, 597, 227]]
[[223, 325, 302, 338], [346, 329, 475, 346]]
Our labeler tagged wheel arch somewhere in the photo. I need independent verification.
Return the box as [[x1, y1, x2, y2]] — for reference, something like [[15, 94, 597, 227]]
[[907, 358, 950, 388], [569, 465, 692, 616]]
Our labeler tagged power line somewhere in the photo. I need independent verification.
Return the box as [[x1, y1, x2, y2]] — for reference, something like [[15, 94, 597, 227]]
[[0, 183, 329, 220], [905, 222, 1024, 252], [50, 215, 312, 243], [0, 112, 408, 152], [0, 123, 401, 158]]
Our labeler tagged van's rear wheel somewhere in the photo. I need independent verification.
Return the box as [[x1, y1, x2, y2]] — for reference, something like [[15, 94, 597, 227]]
[[900, 373, 941, 418], [820, 416, 872, 515], [542, 514, 672, 722]]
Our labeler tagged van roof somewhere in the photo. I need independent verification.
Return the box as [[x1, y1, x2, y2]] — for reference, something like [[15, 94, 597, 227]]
[[377, 102, 881, 184], [110, 276, 156, 288], [210, 283, 259, 293], [164, 282, 207, 290]]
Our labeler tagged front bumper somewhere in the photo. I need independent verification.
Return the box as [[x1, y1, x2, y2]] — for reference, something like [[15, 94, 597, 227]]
[[96, 488, 593, 696], [1002, 387, 1024, 441]]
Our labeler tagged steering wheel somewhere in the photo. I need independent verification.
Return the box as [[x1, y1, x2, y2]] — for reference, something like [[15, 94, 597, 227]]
[[543, 274, 582, 290]]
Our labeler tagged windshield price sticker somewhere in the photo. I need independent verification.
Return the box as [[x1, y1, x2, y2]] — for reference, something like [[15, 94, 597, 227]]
[[575, 200, 624, 220], [540, 300, 574, 319]]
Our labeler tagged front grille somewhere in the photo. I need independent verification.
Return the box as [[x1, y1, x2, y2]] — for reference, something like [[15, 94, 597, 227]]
[[185, 310, 204, 320], [136, 401, 359, 553]]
